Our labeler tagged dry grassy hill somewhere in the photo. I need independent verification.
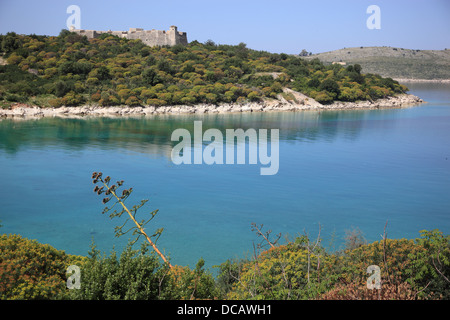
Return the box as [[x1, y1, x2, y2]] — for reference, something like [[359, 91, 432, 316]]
[[304, 47, 450, 80]]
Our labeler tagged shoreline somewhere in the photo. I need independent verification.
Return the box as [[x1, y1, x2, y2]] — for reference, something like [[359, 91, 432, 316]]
[[0, 92, 425, 119], [395, 79, 450, 83]]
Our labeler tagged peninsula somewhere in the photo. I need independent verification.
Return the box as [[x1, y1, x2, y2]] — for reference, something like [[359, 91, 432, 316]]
[[0, 29, 424, 118]]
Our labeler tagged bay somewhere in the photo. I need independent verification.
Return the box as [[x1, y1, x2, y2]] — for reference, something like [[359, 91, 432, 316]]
[[0, 82, 449, 269]]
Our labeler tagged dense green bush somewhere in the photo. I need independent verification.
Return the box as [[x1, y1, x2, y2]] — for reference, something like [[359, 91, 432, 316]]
[[0, 234, 85, 299], [319, 229, 449, 300], [223, 243, 333, 300], [0, 229, 448, 300], [219, 229, 449, 300], [64, 242, 218, 300], [65, 242, 169, 300]]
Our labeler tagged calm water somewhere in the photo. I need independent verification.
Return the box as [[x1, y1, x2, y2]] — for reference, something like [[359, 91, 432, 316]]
[[1, 83, 449, 269]]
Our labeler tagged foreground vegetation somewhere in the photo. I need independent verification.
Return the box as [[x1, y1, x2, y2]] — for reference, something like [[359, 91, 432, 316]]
[[1, 229, 448, 300], [0, 31, 408, 109], [1, 173, 448, 300]]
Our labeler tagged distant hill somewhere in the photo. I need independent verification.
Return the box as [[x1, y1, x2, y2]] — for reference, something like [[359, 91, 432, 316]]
[[304, 47, 450, 80]]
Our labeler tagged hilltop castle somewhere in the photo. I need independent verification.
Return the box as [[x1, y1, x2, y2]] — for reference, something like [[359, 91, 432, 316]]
[[70, 25, 188, 47]]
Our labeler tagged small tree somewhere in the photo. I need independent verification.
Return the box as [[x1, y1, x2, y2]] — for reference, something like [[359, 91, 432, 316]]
[[1, 32, 22, 54], [204, 39, 216, 47], [142, 67, 161, 86], [299, 49, 310, 57], [344, 227, 367, 250], [319, 79, 340, 96]]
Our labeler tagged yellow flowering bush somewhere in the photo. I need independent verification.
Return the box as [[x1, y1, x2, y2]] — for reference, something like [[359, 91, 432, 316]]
[[227, 243, 333, 300], [0, 234, 85, 299]]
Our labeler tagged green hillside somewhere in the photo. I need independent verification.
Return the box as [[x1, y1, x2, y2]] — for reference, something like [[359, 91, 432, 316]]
[[0, 31, 408, 108], [305, 47, 450, 80]]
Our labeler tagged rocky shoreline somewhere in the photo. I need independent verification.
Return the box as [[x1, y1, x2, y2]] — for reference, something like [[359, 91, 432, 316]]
[[0, 91, 425, 119], [395, 79, 450, 83]]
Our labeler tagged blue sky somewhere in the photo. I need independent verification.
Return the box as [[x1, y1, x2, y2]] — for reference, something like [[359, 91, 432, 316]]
[[0, 0, 449, 54]]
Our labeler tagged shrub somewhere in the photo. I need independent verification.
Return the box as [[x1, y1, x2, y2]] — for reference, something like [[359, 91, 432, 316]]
[[157, 92, 173, 104], [4, 93, 26, 103], [140, 88, 157, 99], [328, 231, 450, 299], [307, 78, 320, 88], [320, 281, 416, 300], [0, 234, 85, 300], [270, 82, 283, 93], [99, 95, 120, 106], [180, 94, 197, 105], [61, 91, 85, 106], [48, 97, 64, 108], [86, 77, 99, 85], [90, 91, 101, 102], [314, 91, 334, 104], [247, 91, 260, 101], [6, 53, 22, 65], [409, 230, 450, 299], [117, 88, 131, 102], [168, 259, 218, 300], [227, 243, 332, 300], [53, 80, 73, 98], [125, 96, 142, 106], [226, 229, 449, 300], [368, 86, 391, 99], [205, 93, 217, 104], [65, 242, 217, 300], [1, 32, 22, 53], [44, 67, 58, 78], [146, 98, 167, 106], [338, 87, 366, 102], [319, 79, 340, 97], [67, 243, 169, 300], [223, 91, 235, 103]]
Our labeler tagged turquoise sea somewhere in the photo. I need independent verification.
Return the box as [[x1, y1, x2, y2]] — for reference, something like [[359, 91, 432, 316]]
[[1, 82, 449, 269]]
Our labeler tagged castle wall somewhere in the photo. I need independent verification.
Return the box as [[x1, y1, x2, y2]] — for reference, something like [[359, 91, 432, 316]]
[[175, 32, 188, 46], [72, 26, 188, 47]]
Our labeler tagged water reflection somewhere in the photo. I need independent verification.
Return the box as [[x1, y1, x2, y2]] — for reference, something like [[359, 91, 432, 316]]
[[0, 109, 402, 156]]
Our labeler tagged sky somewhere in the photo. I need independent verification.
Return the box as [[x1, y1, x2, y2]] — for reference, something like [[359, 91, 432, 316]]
[[0, 0, 449, 54]]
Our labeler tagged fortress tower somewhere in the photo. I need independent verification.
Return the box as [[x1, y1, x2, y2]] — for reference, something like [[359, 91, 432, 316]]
[[71, 26, 188, 47]]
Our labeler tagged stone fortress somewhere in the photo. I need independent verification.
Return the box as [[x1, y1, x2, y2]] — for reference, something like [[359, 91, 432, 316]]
[[70, 25, 188, 47]]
